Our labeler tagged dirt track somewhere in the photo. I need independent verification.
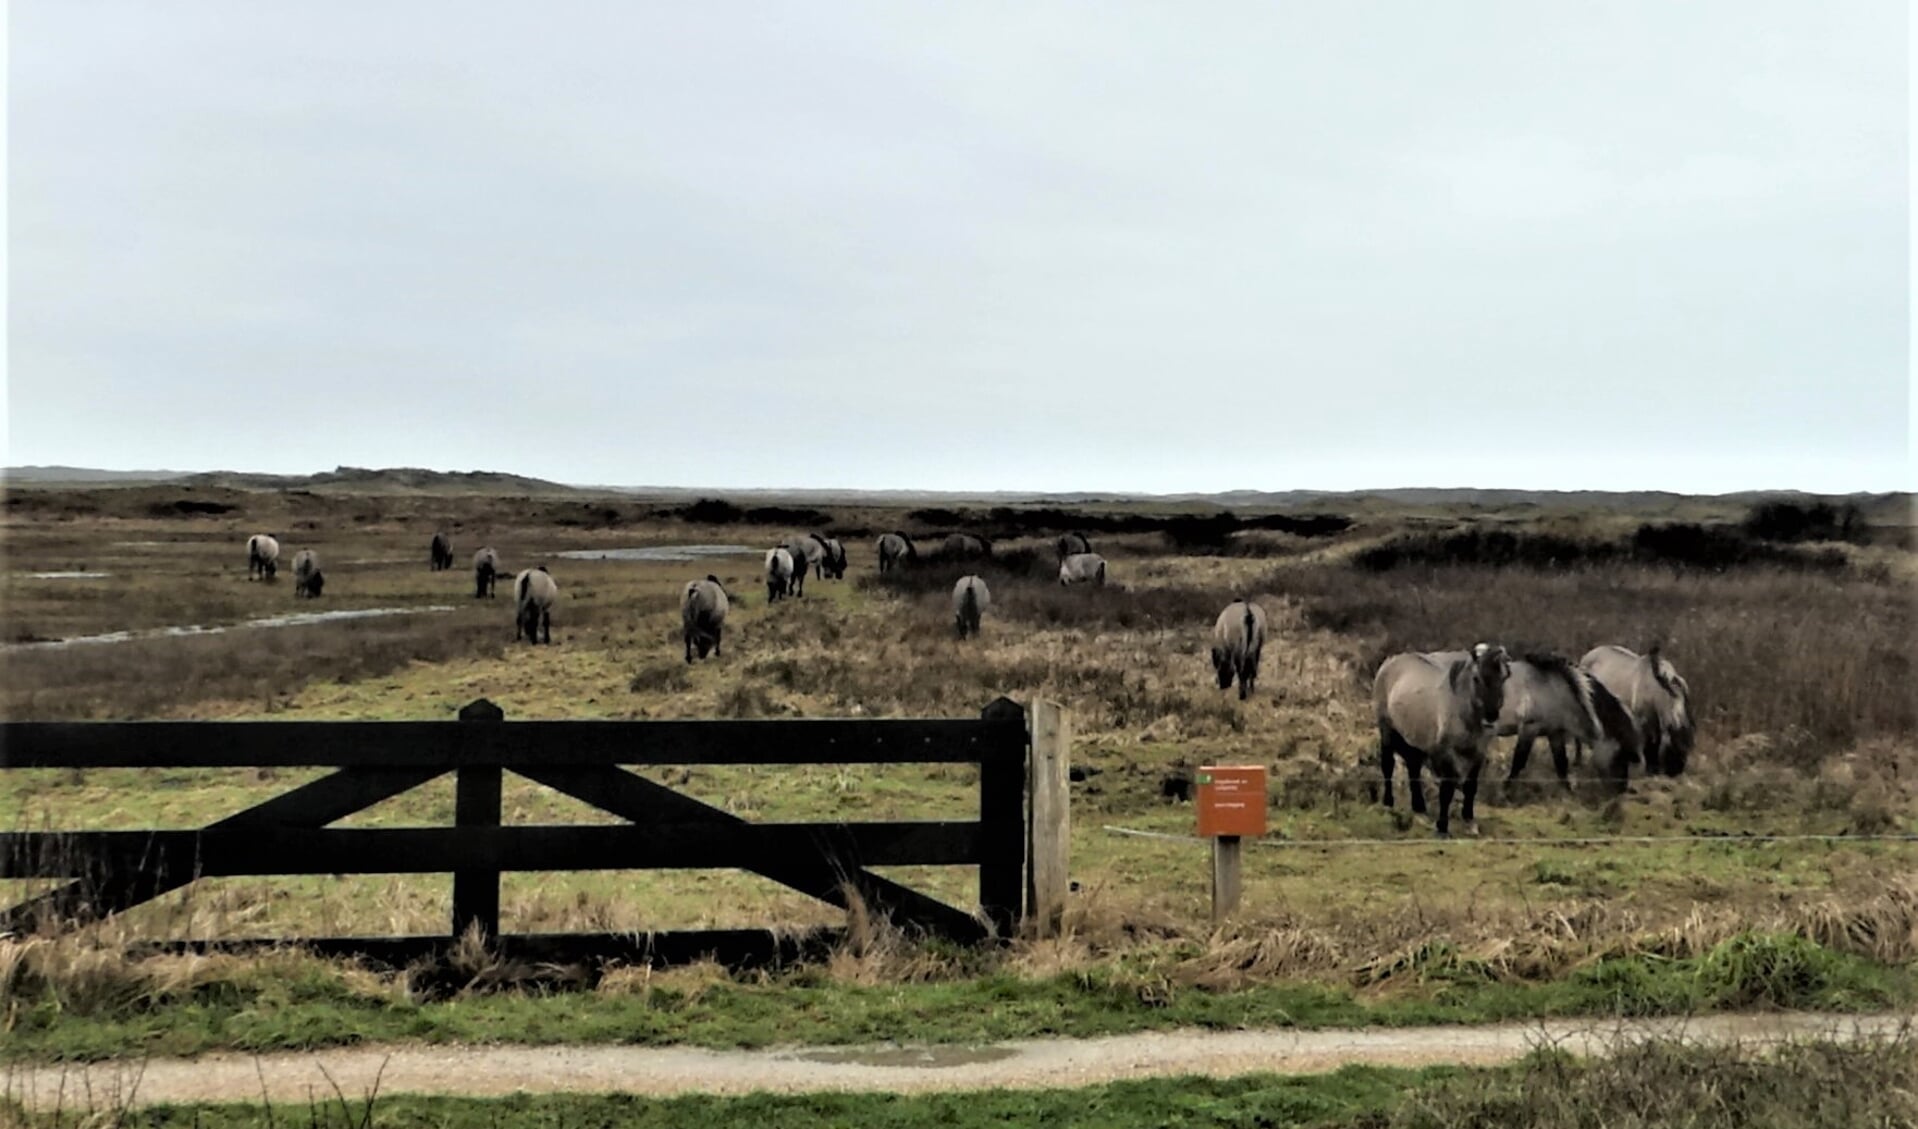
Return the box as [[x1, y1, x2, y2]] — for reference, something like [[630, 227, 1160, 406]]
[[10, 1012, 1913, 1111]]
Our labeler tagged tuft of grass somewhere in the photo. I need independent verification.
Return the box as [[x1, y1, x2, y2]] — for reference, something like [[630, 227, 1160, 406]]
[[1390, 1035, 1918, 1128]]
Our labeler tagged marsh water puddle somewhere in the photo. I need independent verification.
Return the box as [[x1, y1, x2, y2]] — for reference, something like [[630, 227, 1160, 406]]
[[790, 1046, 1019, 1069], [21, 571, 111, 580], [556, 544, 755, 562], [4, 606, 456, 653]]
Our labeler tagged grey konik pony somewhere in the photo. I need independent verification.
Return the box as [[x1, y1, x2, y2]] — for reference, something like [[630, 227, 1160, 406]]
[[1058, 552, 1108, 587], [681, 575, 729, 663], [1056, 532, 1093, 561], [782, 535, 820, 597], [246, 534, 280, 581], [514, 566, 557, 644], [1495, 652, 1639, 794], [1579, 645, 1695, 776], [765, 547, 795, 602], [810, 534, 847, 580], [1373, 643, 1512, 837], [953, 575, 989, 638], [430, 532, 454, 571], [876, 533, 917, 573], [942, 533, 991, 561], [1210, 598, 1267, 701], [291, 549, 324, 598], [473, 547, 500, 598]]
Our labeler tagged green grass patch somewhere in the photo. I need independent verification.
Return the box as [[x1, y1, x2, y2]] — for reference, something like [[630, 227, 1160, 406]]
[[9, 1067, 1435, 1128], [5, 934, 1910, 1064]]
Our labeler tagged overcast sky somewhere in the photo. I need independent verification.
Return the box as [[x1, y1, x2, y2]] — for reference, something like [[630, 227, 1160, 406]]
[[6, 3, 1910, 494]]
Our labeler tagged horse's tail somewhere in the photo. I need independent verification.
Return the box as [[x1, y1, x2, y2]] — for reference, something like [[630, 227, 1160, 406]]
[[1584, 676, 1640, 764]]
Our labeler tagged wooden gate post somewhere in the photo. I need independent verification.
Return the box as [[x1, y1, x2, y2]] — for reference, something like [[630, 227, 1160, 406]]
[[453, 698, 504, 941], [978, 698, 1028, 939], [1025, 699, 1070, 938]]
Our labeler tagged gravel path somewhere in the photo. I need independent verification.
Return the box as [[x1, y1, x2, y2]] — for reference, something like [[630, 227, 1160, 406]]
[[10, 1012, 1911, 1111]]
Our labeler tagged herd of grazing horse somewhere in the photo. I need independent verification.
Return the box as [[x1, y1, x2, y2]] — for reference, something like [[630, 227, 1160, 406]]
[[244, 530, 553, 643], [244, 524, 1695, 837]]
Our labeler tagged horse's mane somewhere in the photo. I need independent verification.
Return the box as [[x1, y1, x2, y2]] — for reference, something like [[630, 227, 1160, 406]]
[[1524, 651, 1602, 743]]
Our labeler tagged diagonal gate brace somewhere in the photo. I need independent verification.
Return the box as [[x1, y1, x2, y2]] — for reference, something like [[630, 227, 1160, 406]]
[[516, 764, 986, 943], [1, 766, 443, 935]]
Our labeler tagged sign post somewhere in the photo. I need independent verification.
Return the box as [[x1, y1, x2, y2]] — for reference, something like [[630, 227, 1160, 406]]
[[1195, 765, 1267, 924]]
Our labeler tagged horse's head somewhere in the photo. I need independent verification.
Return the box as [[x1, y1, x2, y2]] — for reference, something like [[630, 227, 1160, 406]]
[[1469, 643, 1511, 726]]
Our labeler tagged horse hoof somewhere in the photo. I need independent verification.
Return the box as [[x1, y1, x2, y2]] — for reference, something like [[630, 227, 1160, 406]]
[[1434, 829, 1452, 840], [1464, 820, 1481, 837]]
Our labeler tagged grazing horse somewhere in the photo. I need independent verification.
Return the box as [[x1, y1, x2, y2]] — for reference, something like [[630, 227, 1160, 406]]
[[1056, 532, 1093, 561], [765, 547, 795, 602], [246, 534, 280, 581], [782, 536, 820, 597], [876, 533, 917, 573], [1580, 645, 1694, 776], [1497, 652, 1639, 793], [953, 575, 989, 638], [1058, 552, 1108, 587], [1210, 599, 1267, 700], [291, 549, 324, 598], [473, 547, 500, 598], [513, 566, 557, 644], [430, 532, 454, 571], [941, 533, 991, 560], [818, 536, 848, 579], [681, 575, 729, 662], [1373, 643, 1511, 837]]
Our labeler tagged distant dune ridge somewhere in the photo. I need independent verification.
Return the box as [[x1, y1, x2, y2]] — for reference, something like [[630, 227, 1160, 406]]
[[1, 465, 1909, 520]]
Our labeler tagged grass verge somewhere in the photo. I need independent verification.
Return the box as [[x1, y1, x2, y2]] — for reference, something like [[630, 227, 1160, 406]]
[[2, 933, 1909, 1063]]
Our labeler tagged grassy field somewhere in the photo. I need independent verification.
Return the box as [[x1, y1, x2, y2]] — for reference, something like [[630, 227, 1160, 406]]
[[10, 1037, 1918, 1127], [2, 484, 1915, 1058]]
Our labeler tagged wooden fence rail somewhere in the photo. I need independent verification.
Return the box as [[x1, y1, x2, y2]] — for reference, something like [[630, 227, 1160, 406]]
[[0, 696, 1071, 967]]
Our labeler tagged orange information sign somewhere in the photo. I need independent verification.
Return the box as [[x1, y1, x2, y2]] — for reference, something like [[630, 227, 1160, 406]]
[[1195, 765, 1267, 838]]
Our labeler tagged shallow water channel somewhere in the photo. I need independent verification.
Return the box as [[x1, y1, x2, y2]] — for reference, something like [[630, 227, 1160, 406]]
[[554, 544, 755, 562], [3, 605, 457, 653]]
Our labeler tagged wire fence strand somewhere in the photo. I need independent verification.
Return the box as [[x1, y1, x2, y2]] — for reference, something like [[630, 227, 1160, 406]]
[[1102, 825, 1918, 849]]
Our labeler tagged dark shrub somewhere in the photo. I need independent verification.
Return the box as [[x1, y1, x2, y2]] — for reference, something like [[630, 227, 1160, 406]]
[[677, 498, 745, 524], [1743, 500, 1868, 545]]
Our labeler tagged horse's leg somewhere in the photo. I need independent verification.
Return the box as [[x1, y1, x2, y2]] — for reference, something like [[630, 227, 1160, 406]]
[[1641, 724, 1663, 777], [1434, 762, 1457, 838], [1507, 733, 1535, 783], [1378, 725, 1396, 809], [1549, 735, 1572, 791], [1606, 736, 1631, 795], [1405, 748, 1428, 816], [1461, 755, 1484, 834]]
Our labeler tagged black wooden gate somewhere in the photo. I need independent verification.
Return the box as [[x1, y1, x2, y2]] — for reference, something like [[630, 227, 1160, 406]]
[[0, 698, 1032, 966]]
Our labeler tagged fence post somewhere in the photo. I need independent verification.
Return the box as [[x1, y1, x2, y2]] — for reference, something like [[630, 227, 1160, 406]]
[[978, 697, 1028, 938], [1025, 699, 1070, 938], [453, 698, 504, 941], [1211, 836, 1243, 924]]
